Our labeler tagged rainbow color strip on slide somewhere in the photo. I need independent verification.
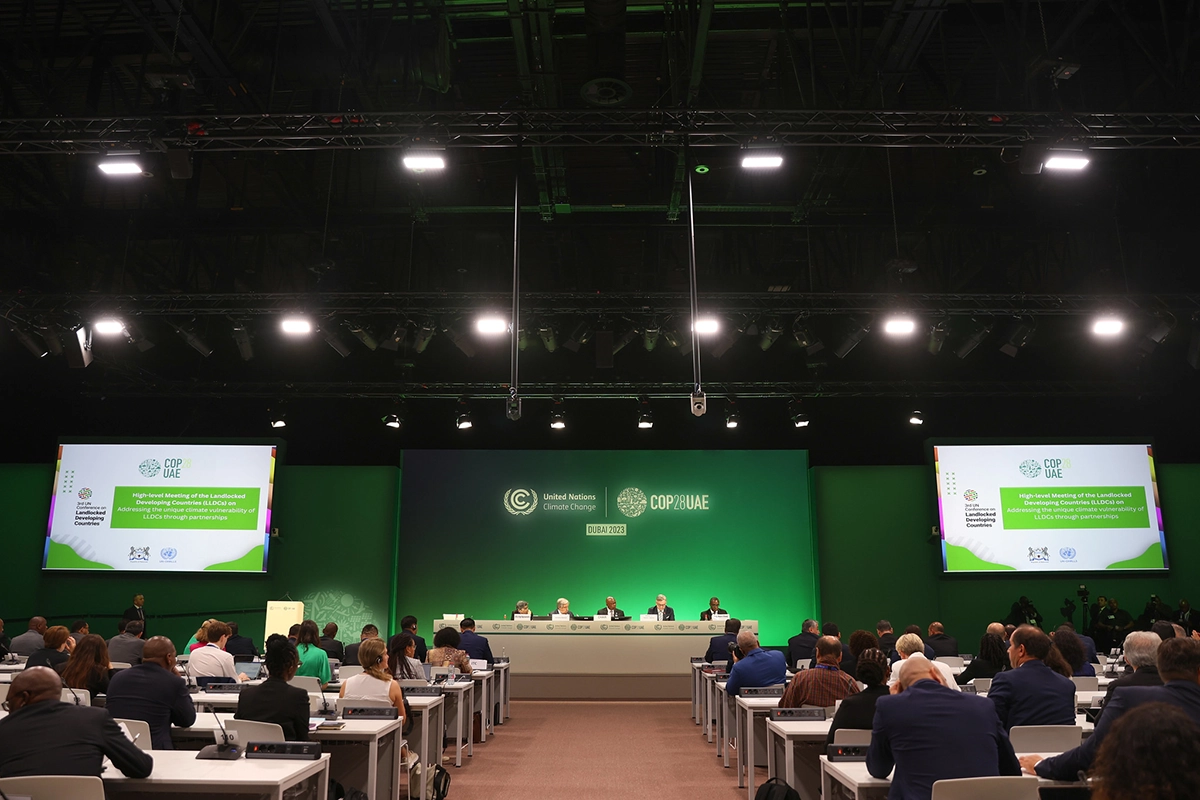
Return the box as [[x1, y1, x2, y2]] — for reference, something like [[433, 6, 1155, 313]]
[[1148, 445, 1169, 568], [261, 446, 277, 570], [43, 444, 64, 565]]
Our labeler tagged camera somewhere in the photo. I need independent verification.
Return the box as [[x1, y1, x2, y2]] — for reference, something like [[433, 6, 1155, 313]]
[[727, 641, 745, 661], [691, 391, 707, 417], [1076, 584, 1089, 598]]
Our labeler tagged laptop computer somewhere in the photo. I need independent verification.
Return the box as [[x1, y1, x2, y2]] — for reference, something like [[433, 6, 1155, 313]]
[[240, 662, 263, 680]]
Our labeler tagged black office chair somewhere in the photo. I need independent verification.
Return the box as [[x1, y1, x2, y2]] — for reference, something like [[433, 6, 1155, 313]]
[[232, 654, 255, 663]]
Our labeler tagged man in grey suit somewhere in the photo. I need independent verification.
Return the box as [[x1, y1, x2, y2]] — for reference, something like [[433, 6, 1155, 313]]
[[108, 620, 147, 664], [9, 617, 48, 656]]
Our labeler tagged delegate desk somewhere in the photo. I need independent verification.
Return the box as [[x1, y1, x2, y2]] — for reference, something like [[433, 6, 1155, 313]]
[[818, 754, 1085, 800], [434, 619, 757, 700], [102, 750, 331, 800]]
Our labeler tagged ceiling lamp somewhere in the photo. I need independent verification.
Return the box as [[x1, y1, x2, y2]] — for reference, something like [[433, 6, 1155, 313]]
[[476, 316, 509, 335], [455, 398, 473, 430], [93, 318, 126, 335], [1091, 317, 1124, 337], [882, 316, 917, 336], [788, 400, 810, 428], [98, 160, 143, 176], [402, 147, 446, 171], [692, 317, 720, 335], [549, 399, 567, 430], [909, 410, 925, 425], [1044, 145, 1091, 171], [636, 396, 654, 429], [724, 399, 740, 429], [280, 317, 313, 335]]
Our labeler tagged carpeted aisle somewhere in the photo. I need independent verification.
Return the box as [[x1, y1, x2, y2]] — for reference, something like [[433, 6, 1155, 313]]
[[447, 700, 753, 800]]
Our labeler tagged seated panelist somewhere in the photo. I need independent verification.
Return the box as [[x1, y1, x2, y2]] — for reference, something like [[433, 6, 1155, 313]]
[[648, 594, 675, 621], [596, 597, 625, 620], [553, 598, 576, 619], [700, 597, 728, 621], [512, 600, 532, 617]]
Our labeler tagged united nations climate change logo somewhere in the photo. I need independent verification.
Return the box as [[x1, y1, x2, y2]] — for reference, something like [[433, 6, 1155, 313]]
[[504, 488, 538, 515], [616, 487, 647, 518], [77, 488, 93, 500], [1019, 460, 1042, 478], [138, 459, 161, 477], [962, 489, 978, 502]]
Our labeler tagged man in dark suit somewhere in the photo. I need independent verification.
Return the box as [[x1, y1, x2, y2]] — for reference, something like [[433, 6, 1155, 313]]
[[122, 594, 147, 632], [868, 656, 1020, 798], [235, 635, 310, 740], [700, 597, 728, 621], [876, 620, 896, 656], [987, 625, 1076, 730], [1177, 599, 1196, 635], [595, 597, 626, 620], [108, 619, 146, 664], [1100, 630, 1163, 706], [705, 618, 742, 663], [105, 636, 197, 750], [401, 616, 427, 662], [0, 666, 154, 778], [224, 622, 259, 659], [0, 618, 8, 658], [647, 595, 675, 621], [344, 624, 379, 666], [319, 622, 345, 662], [459, 618, 495, 665], [926, 622, 959, 657], [1026, 637, 1200, 780], [786, 619, 820, 670]]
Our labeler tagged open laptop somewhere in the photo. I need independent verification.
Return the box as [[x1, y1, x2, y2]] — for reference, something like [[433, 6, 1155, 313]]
[[239, 662, 263, 680]]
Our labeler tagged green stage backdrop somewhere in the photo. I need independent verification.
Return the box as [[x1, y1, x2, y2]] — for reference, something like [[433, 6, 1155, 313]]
[[396, 450, 817, 644]]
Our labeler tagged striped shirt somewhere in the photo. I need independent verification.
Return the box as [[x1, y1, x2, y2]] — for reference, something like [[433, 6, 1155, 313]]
[[780, 663, 860, 708]]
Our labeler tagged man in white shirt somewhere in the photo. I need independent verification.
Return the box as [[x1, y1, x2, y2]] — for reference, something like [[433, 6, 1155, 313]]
[[887, 634, 961, 691], [186, 621, 248, 682]]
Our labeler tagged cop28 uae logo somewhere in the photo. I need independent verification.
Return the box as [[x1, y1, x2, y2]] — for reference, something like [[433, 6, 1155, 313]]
[[504, 488, 538, 515], [1019, 460, 1042, 478], [616, 487, 648, 518], [138, 459, 162, 477]]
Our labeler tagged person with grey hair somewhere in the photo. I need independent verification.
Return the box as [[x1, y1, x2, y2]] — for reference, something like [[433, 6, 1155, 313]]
[[107, 619, 146, 665], [647, 594, 675, 621], [1101, 631, 1163, 707], [724, 629, 786, 696], [512, 600, 531, 617], [889, 633, 962, 691]]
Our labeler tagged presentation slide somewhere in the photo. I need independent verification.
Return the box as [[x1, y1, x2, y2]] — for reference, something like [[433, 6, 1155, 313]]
[[44, 442, 277, 572], [935, 443, 1166, 572], [398, 450, 816, 643]]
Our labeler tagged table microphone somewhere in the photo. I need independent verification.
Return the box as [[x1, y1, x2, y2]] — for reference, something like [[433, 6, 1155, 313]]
[[319, 685, 338, 720], [65, 686, 83, 705], [196, 710, 242, 760]]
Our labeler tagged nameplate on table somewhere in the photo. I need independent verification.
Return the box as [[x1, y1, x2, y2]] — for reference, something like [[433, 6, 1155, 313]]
[[436, 619, 759, 635], [640, 615, 660, 622], [513, 614, 532, 621], [741, 686, 784, 696], [594, 614, 611, 622], [552, 614, 571, 621], [771, 707, 826, 721], [712, 613, 730, 621]]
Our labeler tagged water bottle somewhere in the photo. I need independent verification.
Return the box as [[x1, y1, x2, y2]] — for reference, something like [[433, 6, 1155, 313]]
[[502, 646, 507, 662]]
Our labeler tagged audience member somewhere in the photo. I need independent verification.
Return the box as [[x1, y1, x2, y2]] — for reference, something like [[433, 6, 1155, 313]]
[[389, 632, 425, 680], [868, 656, 1020, 797], [294, 619, 332, 686], [0, 668, 153, 778], [1053, 625, 1096, 676], [875, 620, 896, 655], [187, 621, 249, 682], [319, 622, 345, 662], [780, 635, 859, 708], [1003, 624, 1016, 641], [725, 630, 786, 697], [235, 635, 309, 740], [340, 638, 406, 720], [60, 634, 115, 697], [224, 621, 259, 658], [105, 636, 197, 749], [287, 623, 300, 644], [186, 619, 217, 653], [108, 620, 146, 664], [648, 594, 675, 621], [888, 633, 960, 691], [1101, 631, 1163, 706], [848, 629, 878, 660], [426, 627, 472, 673], [826, 648, 890, 747], [816, 623, 857, 676], [459, 618, 495, 665], [1027, 637, 1200, 781], [1095, 597, 1135, 651], [705, 618, 742, 664], [893, 625, 936, 661], [24, 625, 73, 670], [345, 624, 380, 665], [786, 619, 820, 669], [699, 597, 728, 621], [401, 616, 428, 662], [69, 619, 90, 644], [985, 621, 1006, 638], [9, 617, 48, 656], [956, 633, 1008, 685], [987, 625, 1075, 731], [925, 622, 959, 657], [1150, 620, 1176, 642], [1088, 703, 1200, 800], [1061, 621, 1098, 664], [1171, 623, 1188, 640], [0, 618, 7, 658]]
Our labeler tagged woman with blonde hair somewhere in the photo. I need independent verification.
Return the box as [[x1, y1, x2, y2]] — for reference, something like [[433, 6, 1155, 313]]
[[339, 638, 405, 718], [186, 619, 218, 653]]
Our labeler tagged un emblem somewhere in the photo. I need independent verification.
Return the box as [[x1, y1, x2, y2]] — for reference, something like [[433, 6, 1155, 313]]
[[504, 488, 538, 515]]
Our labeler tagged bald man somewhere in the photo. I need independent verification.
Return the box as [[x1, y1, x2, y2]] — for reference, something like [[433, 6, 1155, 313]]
[[105, 636, 197, 750], [0, 667, 153, 778], [8, 616, 47, 656]]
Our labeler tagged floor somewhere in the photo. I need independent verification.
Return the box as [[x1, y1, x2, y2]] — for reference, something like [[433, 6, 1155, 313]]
[[446, 700, 761, 800]]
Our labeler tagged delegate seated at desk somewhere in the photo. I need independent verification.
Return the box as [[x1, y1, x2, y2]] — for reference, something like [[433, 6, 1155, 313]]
[[105, 636, 197, 750], [596, 597, 626, 620], [236, 635, 310, 740], [724, 630, 786, 696]]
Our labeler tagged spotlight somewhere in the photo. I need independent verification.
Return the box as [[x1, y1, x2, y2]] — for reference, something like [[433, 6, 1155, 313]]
[[231, 320, 254, 361], [711, 319, 747, 359], [402, 148, 446, 171], [549, 398, 567, 430], [93, 318, 126, 336], [380, 322, 407, 352], [693, 317, 720, 335], [1187, 314, 1200, 370], [382, 413, 402, 429], [442, 321, 477, 357], [636, 396, 653, 429], [9, 324, 48, 358], [62, 324, 93, 368], [909, 410, 925, 425], [740, 144, 784, 169], [455, 398, 473, 430], [98, 159, 143, 176], [538, 322, 558, 353], [999, 318, 1035, 357], [170, 321, 212, 357], [954, 318, 993, 359], [1091, 317, 1124, 337], [322, 325, 352, 357], [269, 406, 287, 428], [643, 322, 660, 352], [725, 399, 740, 430], [612, 324, 639, 355], [1044, 145, 1090, 171], [281, 317, 313, 335], [346, 321, 379, 351], [758, 318, 785, 351], [883, 316, 916, 336], [792, 318, 824, 355], [927, 322, 948, 355], [833, 318, 872, 359], [476, 316, 509, 335], [122, 320, 155, 352], [563, 321, 594, 353], [35, 322, 64, 356], [1138, 314, 1174, 355], [788, 400, 810, 428], [411, 319, 437, 354]]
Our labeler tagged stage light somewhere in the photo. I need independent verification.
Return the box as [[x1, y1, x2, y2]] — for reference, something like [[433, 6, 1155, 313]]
[[455, 398, 473, 430], [322, 326, 353, 357], [9, 324, 48, 358], [122, 320, 155, 352], [550, 398, 567, 430], [563, 321, 594, 353], [476, 316, 509, 335], [346, 321, 379, 351], [281, 317, 313, 335], [1138, 314, 1174, 355], [62, 324, 93, 368], [269, 406, 287, 428], [999, 318, 1035, 357], [170, 321, 212, 357], [1044, 146, 1090, 171], [1187, 315, 1200, 370], [231, 320, 254, 361], [643, 322, 660, 352], [410, 319, 437, 354], [725, 399, 740, 429], [34, 322, 64, 356], [693, 317, 719, 335], [93, 318, 126, 335], [788, 400, 810, 428], [612, 324, 639, 355], [740, 143, 784, 169], [883, 316, 916, 335], [637, 396, 653, 429], [909, 410, 925, 425], [538, 322, 558, 353], [380, 322, 407, 352], [98, 160, 142, 176], [758, 318, 785, 351], [382, 413, 402, 429], [954, 318, 993, 359], [402, 147, 446, 171], [442, 322, 476, 357], [792, 318, 824, 355], [1091, 317, 1124, 337], [927, 322, 948, 355], [833, 318, 872, 359]]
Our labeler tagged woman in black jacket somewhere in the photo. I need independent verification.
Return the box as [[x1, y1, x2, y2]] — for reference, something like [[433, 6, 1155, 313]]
[[825, 648, 891, 747], [955, 633, 1009, 685]]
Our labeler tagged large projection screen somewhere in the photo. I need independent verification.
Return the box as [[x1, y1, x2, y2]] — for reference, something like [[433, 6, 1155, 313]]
[[44, 441, 278, 572], [935, 442, 1167, 573]]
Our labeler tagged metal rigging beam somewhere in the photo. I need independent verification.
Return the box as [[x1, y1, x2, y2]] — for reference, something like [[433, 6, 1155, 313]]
[[2, 109, 1200, 154]]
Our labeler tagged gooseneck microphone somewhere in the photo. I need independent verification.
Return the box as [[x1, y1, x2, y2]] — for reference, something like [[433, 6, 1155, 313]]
[[196, 710, 242, 760]]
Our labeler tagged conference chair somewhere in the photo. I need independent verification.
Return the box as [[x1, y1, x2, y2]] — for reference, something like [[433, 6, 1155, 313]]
[[339, 665, 365, 679], [110, 662, 133, 670], [0, 776, 105, 800], [1070, 676, 1099, 691], [61, 688, 91, 706], [795, 660, 811, 670], [0, 684, 7, 704], [1008, 725, 1084, 752], [970, 678, 992, 693], [832, 729, 872, 746], [224, 719, 285, 744], [936, 656, 965, 669], [336, 697, 394, 714], [931, 776, 1040, 800], [114, 718, 153, 751], [289, 676, 323, 693], [232, 654, 255, 663]]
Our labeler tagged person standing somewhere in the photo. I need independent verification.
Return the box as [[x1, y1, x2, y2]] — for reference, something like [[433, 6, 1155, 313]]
[[1096, 597, 1136, 650], [122, 594, 147, 633]]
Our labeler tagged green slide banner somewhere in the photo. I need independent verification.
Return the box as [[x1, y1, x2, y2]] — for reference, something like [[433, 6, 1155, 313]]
[[111, 487, 261, 530], [999, 487, 1149, 530]]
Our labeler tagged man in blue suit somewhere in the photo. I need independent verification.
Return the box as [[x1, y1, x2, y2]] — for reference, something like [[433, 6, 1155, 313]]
[[1023, 637, 1200, 780], [705, 618, 741, 664], [458, 618, 494, 665], [868, 656, 1020, 800], [987, 625, 1075, 730], [724, 630, 786, 696]]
